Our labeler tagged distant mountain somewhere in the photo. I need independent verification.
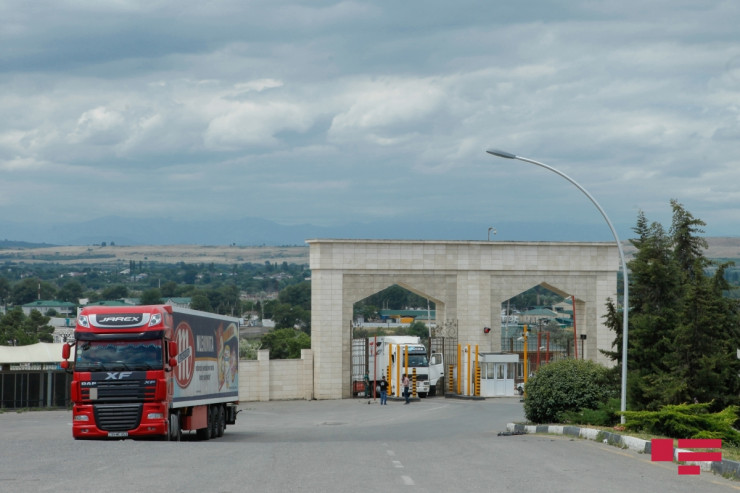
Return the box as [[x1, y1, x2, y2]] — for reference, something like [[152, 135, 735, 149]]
[[0, 215, 666, 246], [0, 239, 57, 249]]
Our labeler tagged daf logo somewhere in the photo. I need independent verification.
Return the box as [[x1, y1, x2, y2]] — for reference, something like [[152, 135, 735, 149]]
[[105, 372, 133, 380]]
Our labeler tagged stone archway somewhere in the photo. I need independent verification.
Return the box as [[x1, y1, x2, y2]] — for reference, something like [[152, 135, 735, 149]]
[[308, 239, 619, 399]]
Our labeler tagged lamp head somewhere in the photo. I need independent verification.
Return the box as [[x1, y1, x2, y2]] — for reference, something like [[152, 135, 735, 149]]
[[486, 149, 516, 159]]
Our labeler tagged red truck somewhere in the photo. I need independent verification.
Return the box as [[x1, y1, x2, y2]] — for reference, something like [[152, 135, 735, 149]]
[[61, 305, 240, 440]]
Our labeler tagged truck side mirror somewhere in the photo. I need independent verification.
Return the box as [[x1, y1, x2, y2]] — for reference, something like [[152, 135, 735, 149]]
[[169, 357, 178, 368], [61, 360, 69, 370], [62, 343, 70, 360], [168, 340, 178, 358]]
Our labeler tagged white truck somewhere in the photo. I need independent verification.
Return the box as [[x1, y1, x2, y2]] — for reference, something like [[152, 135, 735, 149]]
[[358, 336, 444, 398]]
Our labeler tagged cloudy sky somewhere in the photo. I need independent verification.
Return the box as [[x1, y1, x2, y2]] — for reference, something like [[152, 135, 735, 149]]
[[2, 0, 739, 243]]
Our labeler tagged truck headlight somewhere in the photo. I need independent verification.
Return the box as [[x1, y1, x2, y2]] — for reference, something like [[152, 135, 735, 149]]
[[147, 412, 164, 420], [74, 415, 89, 421]]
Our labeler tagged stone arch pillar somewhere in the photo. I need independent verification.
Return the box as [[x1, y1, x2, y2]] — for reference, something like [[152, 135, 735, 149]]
[[308, 239, 619, 399]]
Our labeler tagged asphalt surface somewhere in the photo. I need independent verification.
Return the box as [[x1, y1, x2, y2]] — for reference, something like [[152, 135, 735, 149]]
[[1, 397, 738, 493]]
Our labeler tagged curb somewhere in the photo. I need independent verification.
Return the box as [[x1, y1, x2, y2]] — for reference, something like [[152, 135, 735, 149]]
[[505, 423, 740, 480], [444, 393, 486, 401]]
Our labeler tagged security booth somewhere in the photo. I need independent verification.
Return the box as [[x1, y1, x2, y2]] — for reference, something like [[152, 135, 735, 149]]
[[478, 353, 518, 397], [0, 343, 71, 409]]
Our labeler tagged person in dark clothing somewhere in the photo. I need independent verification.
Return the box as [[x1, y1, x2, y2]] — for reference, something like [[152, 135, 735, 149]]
[[379, 375, 388, 405]]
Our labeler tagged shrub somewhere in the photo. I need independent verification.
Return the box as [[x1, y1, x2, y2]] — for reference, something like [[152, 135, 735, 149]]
[[559, 398, 621, 427], [623, 402, 740, 446], [523, 359, 616, 423]]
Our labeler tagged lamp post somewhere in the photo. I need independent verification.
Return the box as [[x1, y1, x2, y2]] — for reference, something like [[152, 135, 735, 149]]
[[485, 148, 629, 423]]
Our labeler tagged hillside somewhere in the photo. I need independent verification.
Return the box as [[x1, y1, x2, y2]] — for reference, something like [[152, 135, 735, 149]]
[[0, 244, 310, 266], [1, 237, 739, 266]]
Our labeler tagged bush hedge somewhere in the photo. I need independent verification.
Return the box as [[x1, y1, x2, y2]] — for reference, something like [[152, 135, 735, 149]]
[[622, 402, 740, 446], [523, 358, 616, 423]]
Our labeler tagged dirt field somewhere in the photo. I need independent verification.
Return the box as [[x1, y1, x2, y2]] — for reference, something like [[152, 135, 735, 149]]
[[0, 244, 310, 265], [2, 237, 738, 266], [622, 236, 740, 259]]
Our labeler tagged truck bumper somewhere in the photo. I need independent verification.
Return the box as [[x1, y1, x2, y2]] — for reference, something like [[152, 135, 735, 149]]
[[416, 382, 430, 394], [71, 403, 168, 439]]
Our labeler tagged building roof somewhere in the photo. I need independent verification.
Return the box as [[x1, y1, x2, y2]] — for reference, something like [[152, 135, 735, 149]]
[[0, 342, 65, 364], [83, 300, 133, 306], [378, 309, 436, 318], [22, 300, 76, 308], [521, 308, 559, 317]]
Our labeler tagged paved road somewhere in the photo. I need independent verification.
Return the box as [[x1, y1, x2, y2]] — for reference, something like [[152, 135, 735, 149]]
[[1, 397, 738, 492]]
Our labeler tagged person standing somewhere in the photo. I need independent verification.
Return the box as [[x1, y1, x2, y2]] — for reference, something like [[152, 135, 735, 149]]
[[402, 373, 410, 404], [379, 375, 388, 405]]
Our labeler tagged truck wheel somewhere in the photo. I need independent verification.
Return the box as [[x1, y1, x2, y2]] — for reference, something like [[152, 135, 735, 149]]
[[217, 406, 225, 437], [209, 406, 218, 439], [196, 425, 210, 441], [168, 413, 181, 442]]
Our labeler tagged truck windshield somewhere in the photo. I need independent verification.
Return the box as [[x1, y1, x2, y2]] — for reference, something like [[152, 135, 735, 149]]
[[75, 340, 163, 371], [408, 354, 429, 367]]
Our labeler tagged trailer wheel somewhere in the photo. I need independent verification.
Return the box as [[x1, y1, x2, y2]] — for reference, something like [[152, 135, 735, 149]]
[[208, 406, 218, 439], [217, 406, 225, 437]]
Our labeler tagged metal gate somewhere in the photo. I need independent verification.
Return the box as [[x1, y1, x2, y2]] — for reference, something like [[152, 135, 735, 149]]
[[350, 337, 369, 397], [430, 319, 458, 396]]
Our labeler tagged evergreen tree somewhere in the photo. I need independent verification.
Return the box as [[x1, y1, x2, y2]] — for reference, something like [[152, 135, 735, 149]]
[[604, 202, 740, 411]]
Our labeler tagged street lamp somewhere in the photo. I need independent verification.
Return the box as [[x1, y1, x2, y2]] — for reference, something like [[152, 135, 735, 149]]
[[485, 148, 629, 423]]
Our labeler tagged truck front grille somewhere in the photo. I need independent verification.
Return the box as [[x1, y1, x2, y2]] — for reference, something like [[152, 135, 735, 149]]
[[83, 379, 155, 403], [94, 404, 143, 431]]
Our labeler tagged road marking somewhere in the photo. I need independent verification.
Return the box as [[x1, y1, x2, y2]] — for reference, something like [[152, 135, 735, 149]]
[[387, 450, 396, 456], [401, 475, 415, 485], [392, 460, 403, 468]]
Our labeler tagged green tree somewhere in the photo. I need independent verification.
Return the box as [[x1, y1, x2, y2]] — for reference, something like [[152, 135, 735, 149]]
[[10, 278, 57, 305], [0, 307, 25, 345], [0, 307, 53, 345], [278, 281, 311, 310], [190, 292, 213, 312], [24, 309, 54, 343], [260, 328, 310, 359], [161, 281, 178, 297], [57, 280, 84, 304], [140, 288, 163, 305], [101, 284, 128, 301], [399, 321, 429, 338], [604, 202, 740, 411], [271, 302, 310, 334], [0, 276, 10, 307]]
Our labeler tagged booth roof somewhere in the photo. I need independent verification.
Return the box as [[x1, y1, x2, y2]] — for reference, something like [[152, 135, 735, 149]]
[[0, 342, 65, 364]]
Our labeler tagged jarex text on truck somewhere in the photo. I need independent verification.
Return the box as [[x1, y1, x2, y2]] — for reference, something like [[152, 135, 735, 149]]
[[61, 305, 240, 440]]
